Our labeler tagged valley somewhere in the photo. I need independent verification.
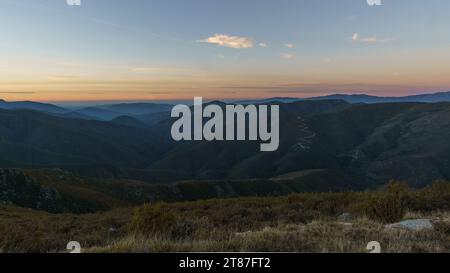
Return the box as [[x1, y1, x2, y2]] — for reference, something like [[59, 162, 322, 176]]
[[0, 98, 449, 186], [1, 95, 450, 253]]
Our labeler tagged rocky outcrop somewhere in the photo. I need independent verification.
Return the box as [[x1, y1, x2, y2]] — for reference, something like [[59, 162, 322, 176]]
[[0, 169, 66, 213], [385, 219, 434, 231]]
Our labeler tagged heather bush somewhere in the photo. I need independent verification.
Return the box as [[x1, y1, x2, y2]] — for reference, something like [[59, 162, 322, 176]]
[[362, 181, 409, 223], [128, 203, 177, 237], [408, 182, 450, 212]]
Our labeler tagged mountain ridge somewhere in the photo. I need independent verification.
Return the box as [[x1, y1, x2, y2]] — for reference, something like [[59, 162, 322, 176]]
[[0, 99, 449, 187], [216, 91, 450, 105], [3, 91, 450, 118]]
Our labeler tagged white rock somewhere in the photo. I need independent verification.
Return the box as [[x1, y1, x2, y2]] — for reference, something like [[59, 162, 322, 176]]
[[338, 212, 353, 223], [386, 219, 433, 231]]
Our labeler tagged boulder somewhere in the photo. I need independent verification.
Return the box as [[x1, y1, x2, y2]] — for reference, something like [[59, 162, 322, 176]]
[[338, 212, 353, 223], [386, 219, 434, 231]]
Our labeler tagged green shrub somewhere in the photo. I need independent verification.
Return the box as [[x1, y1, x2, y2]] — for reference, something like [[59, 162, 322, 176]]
[[408, 181, 450, 212], [171, 216, 215, 239], [128, 203, 177, 237], [363, 181, 409, 223]]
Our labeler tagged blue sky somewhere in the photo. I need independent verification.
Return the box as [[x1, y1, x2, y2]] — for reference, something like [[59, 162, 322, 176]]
[[1, 0, 450, 102]]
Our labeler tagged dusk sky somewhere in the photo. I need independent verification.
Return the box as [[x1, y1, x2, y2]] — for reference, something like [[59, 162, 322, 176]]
[[1, 0, 450, 102]]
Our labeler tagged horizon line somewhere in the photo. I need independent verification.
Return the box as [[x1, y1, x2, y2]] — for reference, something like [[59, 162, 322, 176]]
[[0, 90, 449, 105]]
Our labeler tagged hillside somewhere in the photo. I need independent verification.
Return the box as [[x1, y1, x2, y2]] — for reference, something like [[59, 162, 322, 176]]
[[1, 181, 450, 253], [72, 103, 172, 121], [148, 101, 450, 186], [0, 168, 360, 213], [0, 109, 168, 168], [0, 169, 109, 213], [0, 100, 449, 187]]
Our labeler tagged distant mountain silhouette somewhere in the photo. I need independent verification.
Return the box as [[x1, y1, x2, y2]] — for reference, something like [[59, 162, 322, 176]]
[[98, 102, 172, 115], [74, 107, 123, 121], [2, 91, 450, 121], [1, 97, 450, 188], [0, 99, 173, 122], [73, 103, 173, 121], [308, 91, 450, 104], [232, 91, 450, 105], [0, 99, 68, 114], [235, 97, 304, 104]]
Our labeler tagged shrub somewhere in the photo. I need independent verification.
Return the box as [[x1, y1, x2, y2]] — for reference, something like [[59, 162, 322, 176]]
[[171, 216, 214, 240], [363, 181, 409, 223], [408, 181, 450, 212], [128, 203, 177, 237]]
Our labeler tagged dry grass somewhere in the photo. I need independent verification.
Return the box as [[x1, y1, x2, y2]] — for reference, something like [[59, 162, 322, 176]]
[[0, 206, 130, 253], [89, 214, 450, 253], [2, 181, 450, 253]]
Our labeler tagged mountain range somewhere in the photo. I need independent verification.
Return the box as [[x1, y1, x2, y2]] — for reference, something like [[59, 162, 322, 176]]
[[235, 91, 450, 105], [2, 91, 450, 123], [0, 99, 173, 124], [0, 95, 450, 189]]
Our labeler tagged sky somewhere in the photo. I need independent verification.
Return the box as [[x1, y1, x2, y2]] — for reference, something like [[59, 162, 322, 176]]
[[1, 0, 450, 103]]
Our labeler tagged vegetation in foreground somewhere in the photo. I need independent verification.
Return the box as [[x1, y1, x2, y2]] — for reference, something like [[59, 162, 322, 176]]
[[1, 181, 450, 253]]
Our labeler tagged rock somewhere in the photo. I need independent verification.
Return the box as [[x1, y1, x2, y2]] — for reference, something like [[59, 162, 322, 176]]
[[338, 212, 353, 223], [109, 227, 119, 233], [386, 219, 434, 231]]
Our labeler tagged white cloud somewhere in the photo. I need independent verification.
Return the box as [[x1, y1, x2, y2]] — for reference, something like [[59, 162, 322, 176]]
[[361, 37, 379, 43], [351, 33, 389, 44], [198, 34, 253, 49], [281, 53, 295, 60], [259, 42, 268, 48], [285, 43, 295, 48]]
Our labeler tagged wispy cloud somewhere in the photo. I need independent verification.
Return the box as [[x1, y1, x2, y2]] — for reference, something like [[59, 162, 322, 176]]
[[351, 33, 390, 44], [198, 34, 253, 49], [281, 53, 295, 60], [259, 42, 268, 48], [285, 43, 295, 49]]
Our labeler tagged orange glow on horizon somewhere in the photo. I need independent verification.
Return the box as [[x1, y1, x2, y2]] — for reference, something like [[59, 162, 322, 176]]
[[2, 68, 450, 103]]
